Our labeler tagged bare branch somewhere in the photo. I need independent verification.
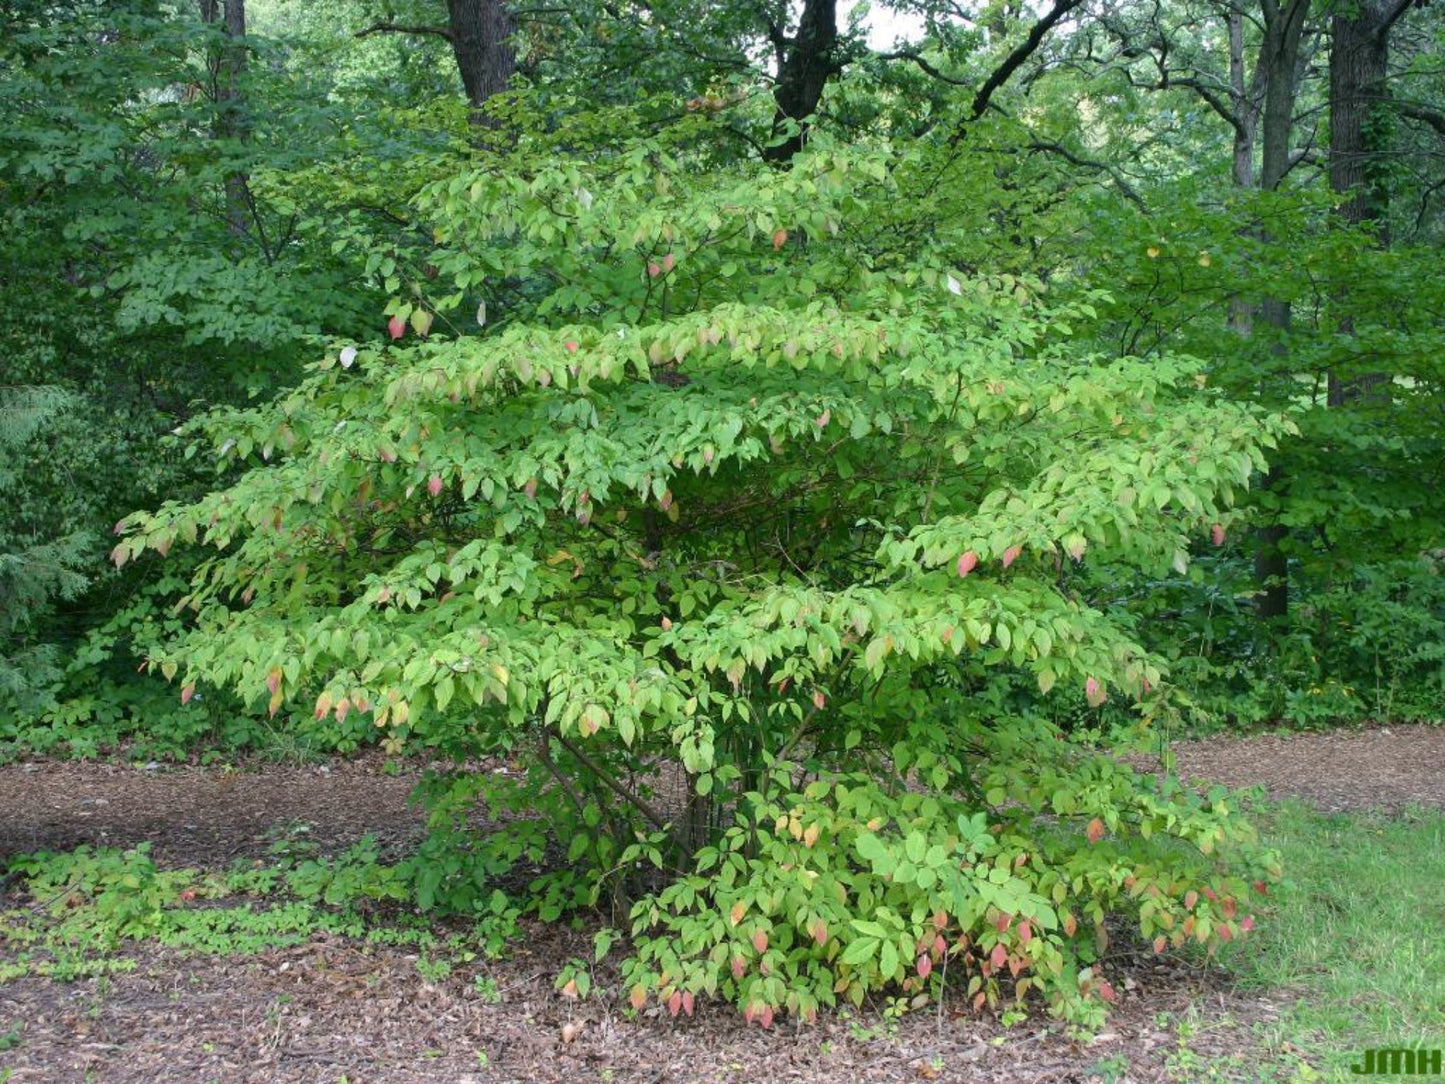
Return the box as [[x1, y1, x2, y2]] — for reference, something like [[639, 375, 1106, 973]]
[[355, 21, 453, 42], [961, 0, 1085, 130], [1399, 103, 1445, 136]]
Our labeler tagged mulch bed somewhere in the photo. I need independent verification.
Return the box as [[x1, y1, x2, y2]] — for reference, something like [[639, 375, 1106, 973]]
[[1, 723, 1440, 1082]]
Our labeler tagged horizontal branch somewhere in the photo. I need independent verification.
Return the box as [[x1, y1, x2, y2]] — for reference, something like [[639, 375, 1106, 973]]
[[355, 21, 453, 42]]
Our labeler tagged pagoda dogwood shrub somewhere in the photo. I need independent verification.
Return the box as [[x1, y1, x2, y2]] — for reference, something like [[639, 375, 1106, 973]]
[[116, 130, 1285, 1026]]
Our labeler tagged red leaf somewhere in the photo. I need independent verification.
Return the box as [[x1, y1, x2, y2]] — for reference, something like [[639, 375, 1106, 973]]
[[1211, 523, 1226, 546], [1085, 677, 1107, 707], [1097, 980, 1117, 1003], [1240, 916, 1255, 933], [564, 340, 579, 353], [663, 252, 676, 272], [180, 684, 195, 705], [752, 929, 769, 954], [667, 991, 683, 1017], [995, 912, 1012, 934], [957, 550, 978, 577], [760, 1005, 774, 1029], [813, 921, 828, 946], [1184, 890, 1198, 910], [1063, 913, 1077, 937], [815, 409, 831, 428], [990, 943, 1007, 969], [1001, 544, 1022, 568], [428, 474, 444, 497], [388, 315, 406, 340], [682, 990, 694, 1016], [266, 669, 281, 697], [731, 956, 746, 981], [648, 262, 662, 278], [524, 477, 538, 499], [1253, 881, 1268, 896], [629, 985, 647, 1011], [1153, 936, 1167, 954], [772, 228, 788, 251], [916, 954, 933, 979], [1086, 817, 1105, 844], [812, 690, 826, 710], [1018, 921, 1032, 946]]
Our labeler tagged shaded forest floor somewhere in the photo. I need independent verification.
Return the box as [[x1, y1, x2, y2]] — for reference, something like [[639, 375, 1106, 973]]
[[1, 724, 1442, 1083]]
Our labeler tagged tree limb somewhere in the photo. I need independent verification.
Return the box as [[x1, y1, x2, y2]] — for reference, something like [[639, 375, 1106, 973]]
[[355, 21, 453, 42], [876, 49, 972, 86], [1399, 103, 1445, 136], [1026, 140, 1148, 209], [957, 0, 1085, 137]]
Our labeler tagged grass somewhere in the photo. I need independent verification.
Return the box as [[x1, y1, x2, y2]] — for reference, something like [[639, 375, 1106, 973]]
[[1207, 799, 1445, 1082]]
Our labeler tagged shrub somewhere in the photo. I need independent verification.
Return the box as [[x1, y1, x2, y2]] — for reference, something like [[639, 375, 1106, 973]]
[[113, 129, 1287, 1023]]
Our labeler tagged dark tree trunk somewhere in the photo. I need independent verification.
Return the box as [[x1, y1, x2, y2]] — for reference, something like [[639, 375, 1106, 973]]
[[764, 0, 840, 163], [198, 0, 249, 240], [1327, 0, 1399, 408], [1251, 0, 1310, 626], [446, 0, 517, 112]]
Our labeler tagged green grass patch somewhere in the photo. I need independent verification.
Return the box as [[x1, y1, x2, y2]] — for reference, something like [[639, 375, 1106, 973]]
[[1215, 800, 1445, 1081]]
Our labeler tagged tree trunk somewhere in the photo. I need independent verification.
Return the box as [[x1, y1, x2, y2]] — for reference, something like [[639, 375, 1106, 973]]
[[198, 0, 249, 239], [1327, 1, 1394, 407], [764, 0, 840, 163], [1251, 0, 1309, 626], [446, 0, 517, 113]]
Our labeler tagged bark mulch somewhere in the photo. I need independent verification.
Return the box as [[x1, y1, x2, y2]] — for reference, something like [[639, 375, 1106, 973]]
[[1, 723, 1439, 1083]]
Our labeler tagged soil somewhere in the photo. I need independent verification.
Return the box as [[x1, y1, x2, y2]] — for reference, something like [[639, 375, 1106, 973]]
[[1, 723, 1440, 1083]]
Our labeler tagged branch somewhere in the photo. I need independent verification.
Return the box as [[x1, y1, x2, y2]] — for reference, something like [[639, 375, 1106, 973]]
[[1399, 103, 1445, 136], [355, 22, 452, 42], [959, 0, 1085, 134], [1026, 140, 1148, 209], [876, 49, 972, 86], [554, 729, 676, 840]]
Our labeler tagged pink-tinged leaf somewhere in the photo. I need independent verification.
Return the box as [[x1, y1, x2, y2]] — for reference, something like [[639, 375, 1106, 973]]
[[681, 991, 694, 1016], [668, 991, 683, 1017], [742, 1003, 756, 1025], [1240, 916, 1255, 933], [1222, 896, 1237, 919], [564, 340, 579, 353], [335, 698, 351, 725], [648, 262, 662, 278], [771, 228, 788, 251], [1184, 890, 1198, 910], [663, 252, 676, 272], [760, 1005, 774, 1029], [629, 985, 647, 1011], [113, 519, 126, 536], [812, 690, 826, 710], [1018, 921, 1032, 946], [730, 902, 746, 926], [990, 943, 1008, 969], [378, 446, 397, 463], [1097, 980, 1117, 1003], [524, 477, 538, 499], [660, 616, 673, 631], [428, 474, 444, 498], [1211, 523, 1226, 546], [111, 543, 128, 569], [1153, 936, 1167, 954], [266, 669, 281, 697], [339, 346, 357, 369], [1085, 677, 1107, 707], [1202, 886, 1218, 902], [1001, 544, 1022, 568], [1252, 880, 1268, 896], [181, 684, 195, 705], [752, 929, 769, 954], [957, 550, 978, 577], [995, 912, 1012, 934], [812, 921, 828, 946], [703, 446, 715, 466], [1086, 817, 1105, 844], [731, 956, 746, 981], [815, 409, 831, 429], [388, 315, 406, 340], [933, 934, 947, 956], [1063, 913, 1077, 937], [916, 954, 933, 979]]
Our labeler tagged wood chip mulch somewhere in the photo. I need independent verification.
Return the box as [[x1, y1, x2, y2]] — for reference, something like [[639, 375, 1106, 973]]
[[2, 723, 1440, 1083]]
